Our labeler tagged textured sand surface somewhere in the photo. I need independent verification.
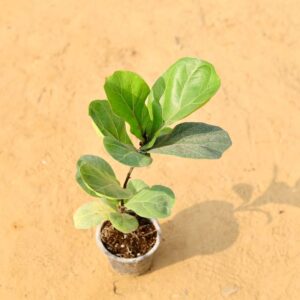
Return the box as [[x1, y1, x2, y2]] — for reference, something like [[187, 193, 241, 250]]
[[1, 1, 300, 299]]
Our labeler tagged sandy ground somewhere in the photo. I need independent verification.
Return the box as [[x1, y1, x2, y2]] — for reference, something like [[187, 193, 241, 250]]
[[1, 0, 300, 299]]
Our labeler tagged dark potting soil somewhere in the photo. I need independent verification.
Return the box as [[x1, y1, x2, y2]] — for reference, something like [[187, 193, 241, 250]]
[[101, 217, 157, 259]]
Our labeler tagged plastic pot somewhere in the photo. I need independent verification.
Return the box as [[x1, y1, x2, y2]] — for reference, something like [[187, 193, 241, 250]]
[[95, 219, 161, 276]]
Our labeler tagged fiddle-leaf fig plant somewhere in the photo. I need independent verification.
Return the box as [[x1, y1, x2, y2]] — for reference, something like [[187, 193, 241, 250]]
[[73, 57, 232, 235]]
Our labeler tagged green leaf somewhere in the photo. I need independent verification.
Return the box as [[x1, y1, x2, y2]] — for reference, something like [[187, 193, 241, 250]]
[[101, 197, 120, 211], [104, 70, 152, 141], [147, 77, 165, 135], [103, 136, 152, 167], [76, 155, 116, 197], [78, 155, 133, 199], [76, 170, 98, 197], [109, 212, 139, 233], [141, 126, 173, 151], [151, 57, 221, 125], [73, 199, 116, 229], [78, 155, 116, 176], [125, 185, 175, 218], [127, 179, 149, 194], [149, 122, 232, 159], [89, 100, 132, 145], [158, 127, 173, 136], [152, 185, 175, 207]]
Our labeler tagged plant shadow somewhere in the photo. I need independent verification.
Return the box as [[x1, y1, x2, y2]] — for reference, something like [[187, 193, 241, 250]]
[[234, 166, 300, 215], [152, 200, 239, 271], [152, 166, 300, 272]]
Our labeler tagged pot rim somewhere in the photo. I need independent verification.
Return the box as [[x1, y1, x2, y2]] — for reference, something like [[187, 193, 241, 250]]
[[96, 218, 161, 264]]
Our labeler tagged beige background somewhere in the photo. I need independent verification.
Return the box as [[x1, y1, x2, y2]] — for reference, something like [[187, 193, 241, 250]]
[[1, 0, 300, 299]]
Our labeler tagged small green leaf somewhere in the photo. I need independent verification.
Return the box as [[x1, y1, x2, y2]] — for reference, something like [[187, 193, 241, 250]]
[[101, 198, 120, 211], [127, 179, 149, 194], [152, 57, 221, 125], [125, 185, 175, 218], [141, 126, 173, 150], [147, 77, 165, 136], [149, 122, 232, 159], [78, 155, 116, 176], [89, 100, 132, 145], [76, 170, 98, 197], [152, 185, 175, 207], [78, 155, 133, 199], [104, 70, 152, 141], [76, 155, 116, 197], [158, 127, 173, 136], [73, 199, 116, 229], [103, 136, 152, 167], [109, 212, 139, 233]]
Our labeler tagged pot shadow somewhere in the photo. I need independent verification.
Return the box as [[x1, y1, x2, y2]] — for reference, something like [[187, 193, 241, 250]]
[[152, 200, 239, 271]]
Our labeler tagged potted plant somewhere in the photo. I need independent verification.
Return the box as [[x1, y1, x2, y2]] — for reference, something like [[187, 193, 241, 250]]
[[73, 57, 232, 275]]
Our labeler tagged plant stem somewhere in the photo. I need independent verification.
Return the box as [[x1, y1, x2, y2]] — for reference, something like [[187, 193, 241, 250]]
[[120, 167, 135, 207], [123, 167, 134, 188]]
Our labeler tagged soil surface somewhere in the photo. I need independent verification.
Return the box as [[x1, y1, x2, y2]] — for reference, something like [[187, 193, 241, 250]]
[[101, 218, 157, 258], [1, 1, 300, 299]]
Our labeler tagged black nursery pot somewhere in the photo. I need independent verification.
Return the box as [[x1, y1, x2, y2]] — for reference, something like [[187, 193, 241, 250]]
[[95, 219, 161, 276]]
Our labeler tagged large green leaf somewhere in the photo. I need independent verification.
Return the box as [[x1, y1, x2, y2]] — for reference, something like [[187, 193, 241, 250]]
[[73, 199, 117, 229], [149, 122, 232, 159], [125, 185, 175, 218], [104, 70, 152, 141], [78, 155, 132, 199], [109, 212, 139, 233], [149, 57, 221, 126], [89, 100, 132, 145], [103, 136, 152, 167]]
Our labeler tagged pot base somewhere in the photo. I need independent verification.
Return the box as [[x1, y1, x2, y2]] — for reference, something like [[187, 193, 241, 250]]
[[107, 253, 153, 276]]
